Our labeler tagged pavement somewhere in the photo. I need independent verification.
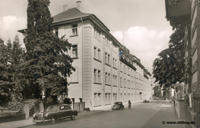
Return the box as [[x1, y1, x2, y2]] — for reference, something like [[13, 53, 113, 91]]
[[15, 101, 189, 128], [0, 109, 107, 128], [0, 101, 190, 128], [0, 117, 34, 128]]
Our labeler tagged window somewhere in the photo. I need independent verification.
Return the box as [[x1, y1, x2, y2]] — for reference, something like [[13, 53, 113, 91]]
[[105, 53, 107, 64], [113, 75, 115, 86], [98, 70, 101, 83], [120, 77, 122, 87], [108, 73, 110, 85], [98, 49, 101, 60], [94, 93, 97, 106], [108, 54, 110, 64], [105, 72, 108, 84], [113, 58, 115, 67], [72, 45, 78, 58], [94, 69, 97, 83], [94, 47, 97, 58], [71, 24, 78, 36], [68, 67, 78, 83]]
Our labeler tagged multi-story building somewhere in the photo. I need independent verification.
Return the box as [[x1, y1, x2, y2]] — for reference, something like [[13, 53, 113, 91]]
[[19, 1, 152, 110], [50, 2, 151, 110]]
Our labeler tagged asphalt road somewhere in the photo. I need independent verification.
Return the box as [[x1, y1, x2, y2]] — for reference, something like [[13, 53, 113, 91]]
[[22, 102, 185, 128]]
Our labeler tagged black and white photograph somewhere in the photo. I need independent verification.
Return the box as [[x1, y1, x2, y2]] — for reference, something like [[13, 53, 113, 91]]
[[0, 0, 196, 128]]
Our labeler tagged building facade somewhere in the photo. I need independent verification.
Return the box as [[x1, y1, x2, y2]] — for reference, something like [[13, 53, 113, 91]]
[[165, 0, 200, 127], [51, 6, 152, 110]]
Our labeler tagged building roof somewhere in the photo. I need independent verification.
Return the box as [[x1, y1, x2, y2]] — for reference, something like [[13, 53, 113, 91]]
[[53, 8, 90, 23], [52, 8, 110, 32]]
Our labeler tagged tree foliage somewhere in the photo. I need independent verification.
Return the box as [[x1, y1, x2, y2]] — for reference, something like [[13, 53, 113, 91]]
[[153, 25, 185, 87], [153, 85, 162, 98], [0, 37, 25, 106], [21, 0, 74, 100], [0, 39, 12, 105]]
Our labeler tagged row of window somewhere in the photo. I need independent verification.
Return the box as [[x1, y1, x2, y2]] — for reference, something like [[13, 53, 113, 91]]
[[94, 47, 117, 69], [54, 24, 78, 37], [119, 77, 135, 88], [105, 93, 112, 105], [105, 52, 111, 65], [113, 58, 118, 69], [93, 93, 118, 107], [71, 45, 78, 58], [94, 46, 101, 61], [94, 93, 101, 107], [94, 69, 101, 84], [68, 67, 78, 83], [119, 62, 136, 75], [113, 75, 117, 86], [94, 29, 114, 48], [105, 72, 111, 85], [93, 69, 145, 87], [94, 92, 144, 107]]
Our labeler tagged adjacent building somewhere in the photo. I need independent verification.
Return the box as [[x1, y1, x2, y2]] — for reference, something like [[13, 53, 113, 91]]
[[165, 0, 200, 127]]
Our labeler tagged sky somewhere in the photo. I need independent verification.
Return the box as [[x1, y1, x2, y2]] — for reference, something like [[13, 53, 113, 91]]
[[0, 0, 173, 72]]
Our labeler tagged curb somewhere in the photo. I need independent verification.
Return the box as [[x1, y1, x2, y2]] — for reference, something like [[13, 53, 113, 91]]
[[77, 110, 108, 119]]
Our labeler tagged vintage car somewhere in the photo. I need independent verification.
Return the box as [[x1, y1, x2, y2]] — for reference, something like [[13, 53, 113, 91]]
[[143, 100, 150, 103], [112, 102, 124, 110], [33, 104, 78, 123]]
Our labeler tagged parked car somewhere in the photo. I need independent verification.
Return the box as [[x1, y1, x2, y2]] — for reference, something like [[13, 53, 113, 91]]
[[33, 104, 78, 123], [143, 100, 150, 103], [112, 102, 124, 110]]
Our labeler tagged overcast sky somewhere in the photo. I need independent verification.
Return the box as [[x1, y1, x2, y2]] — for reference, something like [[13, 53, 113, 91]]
[[0, 0, 173, 72]]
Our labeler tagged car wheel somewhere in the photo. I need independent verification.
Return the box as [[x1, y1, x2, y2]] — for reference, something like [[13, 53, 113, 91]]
[[71, 115, 76, 120], [71, 115, 74, 120], [51, 118, 55, 123]]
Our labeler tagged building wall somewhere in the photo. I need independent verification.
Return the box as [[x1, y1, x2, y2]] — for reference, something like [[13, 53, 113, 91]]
[[56, 18, 151, 110], [183, 1, 200, 127], [58, 23, 83, 102], [191, 0, 200, 96]]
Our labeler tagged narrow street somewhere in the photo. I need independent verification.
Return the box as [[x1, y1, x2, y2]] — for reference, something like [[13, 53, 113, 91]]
[[22, 101, 185, 128]]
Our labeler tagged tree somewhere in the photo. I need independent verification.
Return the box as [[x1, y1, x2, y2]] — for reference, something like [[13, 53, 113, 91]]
[[9, 36, 25, 102], [153, 85, 162, 98], [0, 36, 25, 106], [0, 38, 13, 106], [153, 25, 185, 88], [21, 0, 74, 101]]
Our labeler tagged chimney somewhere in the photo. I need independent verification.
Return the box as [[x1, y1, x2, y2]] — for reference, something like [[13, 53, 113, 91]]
[[76, 0, 82, 10], [63, 4, 68, 11]]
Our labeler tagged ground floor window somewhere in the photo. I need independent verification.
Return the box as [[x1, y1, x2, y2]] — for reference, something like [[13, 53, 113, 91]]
[[105, 93, 111, 105], [94, 93, 101, 107], [113, 93, 117, 102]]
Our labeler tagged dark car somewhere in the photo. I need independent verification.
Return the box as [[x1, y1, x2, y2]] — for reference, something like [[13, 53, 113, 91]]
[[33, 104, 78, 123], [143, 100, 150, 103], [112, 102, 124, 110]]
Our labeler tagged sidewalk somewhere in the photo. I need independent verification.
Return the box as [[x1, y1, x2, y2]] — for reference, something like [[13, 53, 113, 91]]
[[0, 110, 107, 128], [0, 102, 142, 128], [142, 103, 186, 128], [0, 118, 34, 128]]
